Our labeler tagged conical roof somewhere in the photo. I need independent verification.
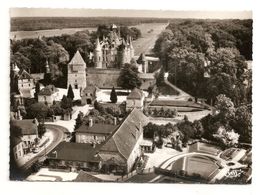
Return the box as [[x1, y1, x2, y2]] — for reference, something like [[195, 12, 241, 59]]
[[69, 50, 86, 65], [95, 38, 102, 51], [137, 53, 146, 64], [13, 63, 20, 73]]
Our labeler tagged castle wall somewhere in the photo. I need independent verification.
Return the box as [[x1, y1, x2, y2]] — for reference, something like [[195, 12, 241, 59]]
[[86, 68, 120, 88]]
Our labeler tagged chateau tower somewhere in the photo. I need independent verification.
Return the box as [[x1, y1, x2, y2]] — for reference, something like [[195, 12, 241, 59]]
[[137, 53, 148, 73], [94, 38, 103, 69], [67, 50, 87, 89], [12, 63, 20, 76], [45, 59, 50, 73]]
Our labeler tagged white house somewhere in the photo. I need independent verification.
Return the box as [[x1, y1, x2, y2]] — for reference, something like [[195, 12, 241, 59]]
[[126, 88, 145, 111], [38, 85, 59, 106]]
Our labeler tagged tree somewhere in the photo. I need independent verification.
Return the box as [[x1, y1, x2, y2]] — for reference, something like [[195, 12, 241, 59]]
[[232, 105, 252, 143], [27, 102, 49, 121], [75, 111, 84, 130], [34, 82, 40, 99], [213, 126, 240, 147], [67, 84, 75, 100], [110, 86, 118, 103], [215, 94, 235, 122], [60, 95, 73, 113], [192, 120, 204, 138], [117, 63, 142, 90]]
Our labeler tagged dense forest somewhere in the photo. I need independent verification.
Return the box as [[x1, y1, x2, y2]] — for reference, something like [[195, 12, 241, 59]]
[[11, 17, 169, 31], [154, 19, 252, 106]]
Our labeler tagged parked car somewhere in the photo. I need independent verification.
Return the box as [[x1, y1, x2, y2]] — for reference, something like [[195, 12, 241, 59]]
[[32, 147, 39, 153]]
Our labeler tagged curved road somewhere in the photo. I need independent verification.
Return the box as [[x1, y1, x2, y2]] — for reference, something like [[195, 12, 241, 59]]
[[20, 124, 67, 171]]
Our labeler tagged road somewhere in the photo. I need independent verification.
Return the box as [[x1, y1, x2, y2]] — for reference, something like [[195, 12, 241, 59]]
[[132, 23, 168, 56], [20, 124, 67, 171]]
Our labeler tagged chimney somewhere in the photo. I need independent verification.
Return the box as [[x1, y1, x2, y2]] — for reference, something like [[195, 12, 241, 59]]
[[114, 117, 117, 125], [89, 118, 93, 127]]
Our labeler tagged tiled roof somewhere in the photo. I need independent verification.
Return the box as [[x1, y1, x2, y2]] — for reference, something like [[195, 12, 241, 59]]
[[10, 136, 22, 147], [47, 142, 101, 162], [127, 88, 144, 99], [18, 70, 33, 80], [75, 123, 117, 135], [74, 171, 103, 182], [69, 50, 86, 65], [38, 85, 58, 96], [12, 119, 37, 135], [99, 108, 149, 160]]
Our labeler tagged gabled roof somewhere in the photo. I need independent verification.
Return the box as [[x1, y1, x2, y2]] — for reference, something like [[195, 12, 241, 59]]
[[127, 88, 144, 100], [69, 50, 86, 65], [137, 53, 146, 63], [47, 142, 101, 162], [10, 136, 22, 147], [11, 119, 37, 135], [74, 171, 103, 182], [38, 85, 58, 96], [18, 70, 33, 80], [99, 108, 149, 160]]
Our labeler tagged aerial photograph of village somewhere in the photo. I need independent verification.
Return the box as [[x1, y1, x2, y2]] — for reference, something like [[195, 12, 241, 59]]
[[9, 8, 252, 184]]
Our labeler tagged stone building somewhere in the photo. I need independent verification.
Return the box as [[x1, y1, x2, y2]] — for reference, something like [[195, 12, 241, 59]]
[[67, 50, 87, 89], [48, 108, 149, 174], [11, 136, 24, 161], [80, 85, 98, 105], [12, 64, 35, 98], [38, 85, 59, 106], [93, 24, 135, 69], [126, 88, 145, 111], [75, 118, 118, 144], [11, 119, 38, 154]]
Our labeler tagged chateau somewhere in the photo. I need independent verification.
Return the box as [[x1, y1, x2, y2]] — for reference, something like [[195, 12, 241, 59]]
[[93, 24, 135, 69]]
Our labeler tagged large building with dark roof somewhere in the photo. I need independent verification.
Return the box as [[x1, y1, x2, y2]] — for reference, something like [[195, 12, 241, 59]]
[[47, 108, 149, 174]]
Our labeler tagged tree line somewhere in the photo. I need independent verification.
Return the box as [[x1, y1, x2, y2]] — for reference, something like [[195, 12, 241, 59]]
[[154, 19, 252, 106]]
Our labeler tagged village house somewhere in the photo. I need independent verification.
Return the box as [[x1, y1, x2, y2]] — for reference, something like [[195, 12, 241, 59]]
[[12, 64, 35, 98], [126, 88, 145, 111], [48, 108, 149, 174], [11, 136, 24, 161], [47, 142, 102, 172], [11, 119, 38, 154], [75, 118, 118, 144], [38, 85, 59, 106], [80, 85, 98, 105]]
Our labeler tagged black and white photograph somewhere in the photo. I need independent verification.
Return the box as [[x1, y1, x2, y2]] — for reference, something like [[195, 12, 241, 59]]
[[1, 0, 259, 194], [8, 7, 253, 184]]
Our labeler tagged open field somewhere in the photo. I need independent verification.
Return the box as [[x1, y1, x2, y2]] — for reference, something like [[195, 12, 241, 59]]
[[10, 27, 96, 40]]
